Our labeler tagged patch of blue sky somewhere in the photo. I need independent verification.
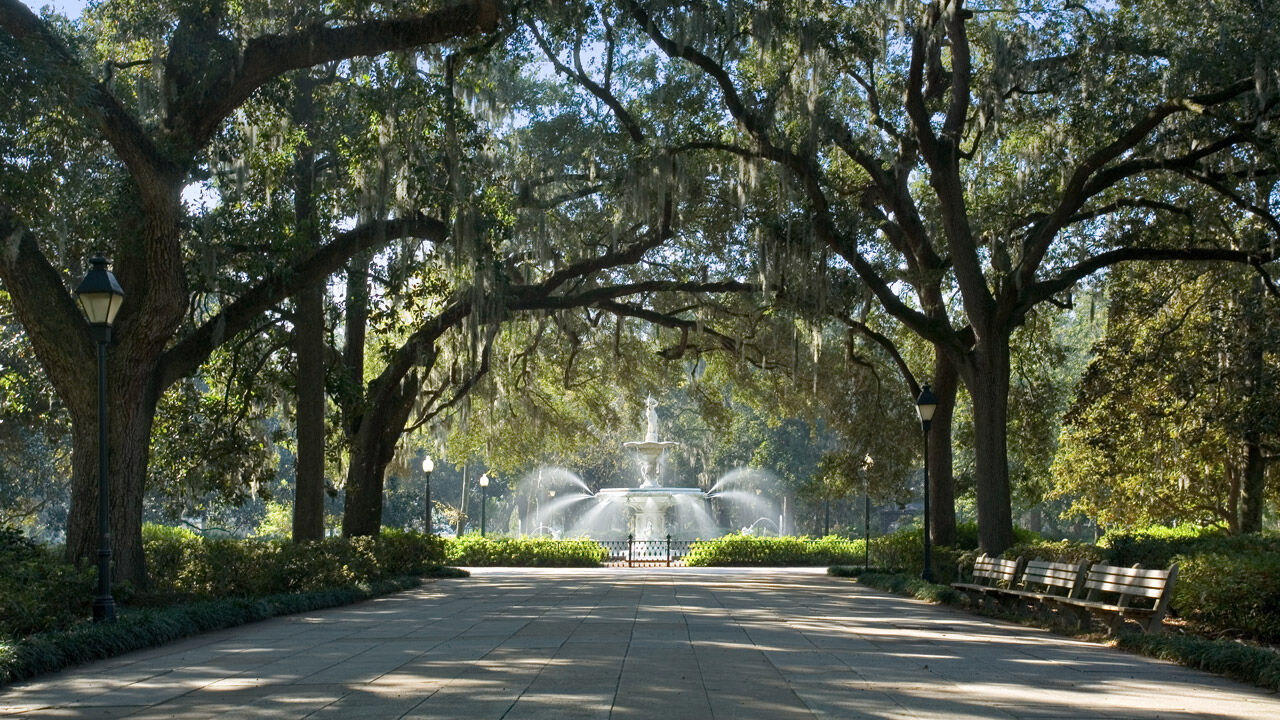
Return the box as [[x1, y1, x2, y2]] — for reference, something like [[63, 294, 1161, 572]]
[[21, 0, 86, 19]]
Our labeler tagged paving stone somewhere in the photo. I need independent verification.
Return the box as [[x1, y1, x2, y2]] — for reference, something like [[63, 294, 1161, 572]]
[[5, 568, 1280, 719]]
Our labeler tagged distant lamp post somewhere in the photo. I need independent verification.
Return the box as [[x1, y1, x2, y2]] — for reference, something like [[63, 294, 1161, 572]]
[[75, 254, 124, 623], [863, 454, 874, 570], [479, 473, 490, 537], [422, 455, 434, 534], [915, 384, 938, 583]]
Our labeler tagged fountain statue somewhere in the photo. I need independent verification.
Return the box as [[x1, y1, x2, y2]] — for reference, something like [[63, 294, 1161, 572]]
[[622, 395, 680, 487]]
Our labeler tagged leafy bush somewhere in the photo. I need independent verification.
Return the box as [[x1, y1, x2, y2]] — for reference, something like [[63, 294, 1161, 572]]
[[1172, 551, 1280, 643], [832, 569, 965, 606], [680, 530, 956, 575], [999, 539, 1103, 566], [0, 527, 93, 638], [951, 522, 1041, 551], [1100, 525, 1229, 566], [143, 525, 447, 597], [683, 534, 863, 566], [444, 536, 607, 566]]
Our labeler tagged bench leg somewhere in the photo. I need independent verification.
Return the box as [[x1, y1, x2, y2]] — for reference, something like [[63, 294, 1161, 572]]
[[1142, 613, 1165, 634]]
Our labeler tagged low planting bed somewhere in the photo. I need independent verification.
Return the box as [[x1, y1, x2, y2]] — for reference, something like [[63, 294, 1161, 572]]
[[1, 525, 465, 685], [444, 536, 608, 566]]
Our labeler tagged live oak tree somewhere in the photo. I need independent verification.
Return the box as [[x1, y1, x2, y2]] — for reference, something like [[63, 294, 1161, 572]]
[[621, 0, 1279, 552], [0, 0, 499, 583]]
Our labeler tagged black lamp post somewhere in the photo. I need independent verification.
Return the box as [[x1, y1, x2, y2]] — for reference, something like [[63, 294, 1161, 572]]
[[422, 454, 434, 534], [863, 454, 873, 570], [479, 473, 490, 537], [75, 254, 124, 623], [915, 383, 938, 583]]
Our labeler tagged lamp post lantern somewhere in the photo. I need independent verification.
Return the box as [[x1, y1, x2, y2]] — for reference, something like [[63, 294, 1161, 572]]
[[479, 473, 490, 537], [75, 254, 124, 623], [422, 455, 434, 534], [915, 384, 938, 583]]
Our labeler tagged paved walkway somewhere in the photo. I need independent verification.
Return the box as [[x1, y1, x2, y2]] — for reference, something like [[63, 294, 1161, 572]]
[[2, 567, 1278, 719]]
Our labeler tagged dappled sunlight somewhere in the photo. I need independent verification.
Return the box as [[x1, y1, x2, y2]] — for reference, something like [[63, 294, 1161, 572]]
[[3, 569, 1278, 718]]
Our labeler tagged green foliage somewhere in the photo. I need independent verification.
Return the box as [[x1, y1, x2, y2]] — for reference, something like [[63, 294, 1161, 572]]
[[832, 570, 965, 607], [681, 529, 958, 576], [0, 576, 424, 686], [443, 536, 606, 567], [1000, 539, 1103, 566], [1172, 550, 1280, 643], [0, 527, 93, 638], [1115, 633, 1280, 693], [143, 525, 447, 597], [1051, 265, 1280, 531], [1099, 525, 1228, 567], [684, 534, 863, 567]]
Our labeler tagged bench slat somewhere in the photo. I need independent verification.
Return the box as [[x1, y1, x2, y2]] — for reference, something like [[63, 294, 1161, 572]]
[[1085, 576, 1167, 594]]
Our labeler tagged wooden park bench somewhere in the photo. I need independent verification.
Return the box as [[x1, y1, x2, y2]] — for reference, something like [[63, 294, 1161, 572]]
[[1000, 558, 1088, 622], [1053, 562, 1179, 634], [951, 554, 1022, 609]]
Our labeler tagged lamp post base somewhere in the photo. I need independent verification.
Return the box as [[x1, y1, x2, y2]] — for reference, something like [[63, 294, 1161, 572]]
[[93, 596, 116, 623]]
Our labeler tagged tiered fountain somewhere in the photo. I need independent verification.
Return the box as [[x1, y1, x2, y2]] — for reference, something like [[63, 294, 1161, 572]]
[[517, 396, 782, 540], [595, 396, 707, 541]]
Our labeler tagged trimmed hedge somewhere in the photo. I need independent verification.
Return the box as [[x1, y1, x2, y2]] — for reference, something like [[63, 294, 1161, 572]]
[[444, 536, 607, 566], [684, 534, 863, 566], [685, 530, 962, 581], [144, 525, 448, 596], [0, 575, 435, 685]]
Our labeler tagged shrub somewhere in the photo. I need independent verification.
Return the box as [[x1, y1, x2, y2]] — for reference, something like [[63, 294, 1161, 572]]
[[679, 530, 955, 575], [0, 527, 93, 638], [682, 534, 863, 566], [950, 522, 1041, 551], [1000, 539, 1103, 566], [444, 536, 607, 566], [838, 570, 966, 606], [142, 525, 447, 598], [1172, 551, 1280, 643], [1100, 525, 1228, 567]]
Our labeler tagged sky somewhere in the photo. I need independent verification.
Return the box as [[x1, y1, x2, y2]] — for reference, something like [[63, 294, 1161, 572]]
[[22, 1, 87, 18]]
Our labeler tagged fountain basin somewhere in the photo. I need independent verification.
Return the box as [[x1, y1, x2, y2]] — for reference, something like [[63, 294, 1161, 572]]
[[595, 487, 707, 541]]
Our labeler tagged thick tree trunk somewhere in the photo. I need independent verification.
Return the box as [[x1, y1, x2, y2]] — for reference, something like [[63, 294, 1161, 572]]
[[341, 255, 370, 437], [65, 355, 163, 587], [1237, 278, 1267, 534], [928, 350, 958, 547], [341, 373, 421, 536], [291, 75, 326, 542], [964, 341, 1015, 554], [1240, 436, 1266, 534], [293, 283, 327, 541]]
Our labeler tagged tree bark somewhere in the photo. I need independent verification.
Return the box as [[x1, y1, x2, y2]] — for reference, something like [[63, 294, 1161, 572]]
[[341, 372, 421, 536], [65, 353, 164, 587], [291, 74, 326, 543], [960, 340, 1016, 554], [928, 350, 958, 547]]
